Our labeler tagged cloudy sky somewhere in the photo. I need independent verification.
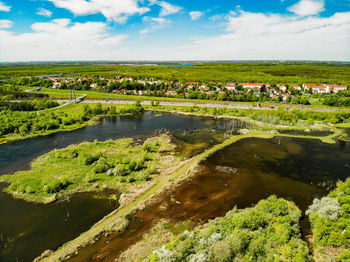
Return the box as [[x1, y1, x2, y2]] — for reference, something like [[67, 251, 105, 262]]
[[0, 0, 349, 61]]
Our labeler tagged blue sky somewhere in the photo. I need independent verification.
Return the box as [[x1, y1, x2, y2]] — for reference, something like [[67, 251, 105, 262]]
[[0, 0, 349, 61]]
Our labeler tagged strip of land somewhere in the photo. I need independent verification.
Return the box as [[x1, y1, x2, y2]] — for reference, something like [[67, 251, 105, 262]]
[[38, 129, 340, 262]]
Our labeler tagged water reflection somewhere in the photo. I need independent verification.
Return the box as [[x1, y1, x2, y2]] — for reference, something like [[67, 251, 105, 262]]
[[0, 111, 246, 262], [69, 136, 350, 262]]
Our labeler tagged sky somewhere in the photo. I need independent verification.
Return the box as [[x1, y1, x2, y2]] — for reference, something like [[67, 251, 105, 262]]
[[0, 0, 349, 62]]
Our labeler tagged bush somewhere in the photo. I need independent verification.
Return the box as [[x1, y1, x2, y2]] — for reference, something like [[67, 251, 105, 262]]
[[306, 197, 343, 221], [83, 154, 100, 165], [142, 140, 160, 153], [145, 196, 309, 262], [112, 164, 130, 176], [93, 157, 110, 174], [212, 240, 231, 261]]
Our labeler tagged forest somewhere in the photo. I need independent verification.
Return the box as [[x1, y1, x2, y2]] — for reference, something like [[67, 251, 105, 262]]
[[1, 62, 350, 84]]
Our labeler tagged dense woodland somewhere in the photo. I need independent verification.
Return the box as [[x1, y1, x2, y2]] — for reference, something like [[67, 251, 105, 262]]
[[1, 62, 350, 84]]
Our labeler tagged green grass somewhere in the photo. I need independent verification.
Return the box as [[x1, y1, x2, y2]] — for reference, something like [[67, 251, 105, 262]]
[[0, 134, 175, 203]]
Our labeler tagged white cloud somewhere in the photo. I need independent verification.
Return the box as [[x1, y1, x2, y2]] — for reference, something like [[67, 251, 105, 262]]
[[288, 0, 325, 16], [0, 19, 12, 28], [209, 14, 224, 22], [189, 11, 203, 21], [36, 8, 53, 17], [0, 19, 128, 61], [157, 1, 181, 16], [146, 10, 350, 61], [0, 1, 10, 12], [141, 16, 170, 35], [48, 0, 149, 23]]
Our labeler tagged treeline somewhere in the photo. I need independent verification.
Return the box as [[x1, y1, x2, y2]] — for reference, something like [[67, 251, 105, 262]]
[[0, 103, 144, 137], [6, 77, 53, 88], [0, 100, 59, 111], [1, 62, 350, 85], [158, 105, 350, 126], [323, 93, 350, 107], [0, 86, 48, 100]]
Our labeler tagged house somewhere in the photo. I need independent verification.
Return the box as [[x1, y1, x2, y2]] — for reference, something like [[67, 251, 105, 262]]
[[52, 81, 61, 89], [303, 84, 327, 94], [224, 83, 236, 90], [278, 84, 287, 92], [133, 90, 144, 95], [165, 91, 177, 96], [199, 84, 208, 90], [90, 83, 97, 89], [238, 83, 270, 89], [327, 85, 347, 93], [283, 93, 290, 101]]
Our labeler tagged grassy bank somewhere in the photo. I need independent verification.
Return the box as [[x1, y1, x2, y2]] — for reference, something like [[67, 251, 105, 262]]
[[0, 134, 177, 204], [144, 104, 350, 126], [144, 105, 344, 144]]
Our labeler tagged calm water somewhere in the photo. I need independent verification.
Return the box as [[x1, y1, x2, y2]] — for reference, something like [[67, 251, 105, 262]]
[[69, 136, 350, 262], [278, 129, 333, 137], [0, 111, 244, 262]]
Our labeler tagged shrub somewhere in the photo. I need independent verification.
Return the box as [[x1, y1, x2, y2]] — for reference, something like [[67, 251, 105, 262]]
[[143, 140, 161, 153], [228, 231, 250, 255], [113, 164, 130, 176], [212, 240, 231, 262], [306, 197, 343, 221], [93, 157, 110, 174], [83, 154, 100, 165]]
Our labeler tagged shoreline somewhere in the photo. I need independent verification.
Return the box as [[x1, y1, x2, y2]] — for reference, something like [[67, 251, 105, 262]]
[[37, 129, 340, 262], [0, 104, 345, 145]]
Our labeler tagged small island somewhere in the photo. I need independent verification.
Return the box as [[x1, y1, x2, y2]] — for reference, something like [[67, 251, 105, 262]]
[[0, 134, 181, 204]]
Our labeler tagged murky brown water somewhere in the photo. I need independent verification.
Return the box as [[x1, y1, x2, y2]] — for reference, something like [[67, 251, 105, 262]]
[[68, 136, 350, 262], [0, 112, 246, 262]]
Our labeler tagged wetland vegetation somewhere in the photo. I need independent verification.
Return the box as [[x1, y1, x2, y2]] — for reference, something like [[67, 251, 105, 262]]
[[0, 62, 350, 262], [0, 103, 143, 144], [0, 134, 177, 203]]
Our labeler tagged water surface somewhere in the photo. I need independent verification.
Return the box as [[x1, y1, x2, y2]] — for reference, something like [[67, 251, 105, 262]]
[[0, 111, 244, 262], [69, 136, 350, 262]]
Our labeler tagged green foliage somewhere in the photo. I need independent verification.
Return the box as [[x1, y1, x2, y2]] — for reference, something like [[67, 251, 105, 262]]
[[0, 136, 168, 202], [93, 157, 110, 174], [83, 154, 100, 165], [0, 99, 59, 111], [1, 62, 349, 84], [306, 197, 343, 221], [0, 103, 144, 140], [307, 178, 350, 257], [146, 196, 310, 262]]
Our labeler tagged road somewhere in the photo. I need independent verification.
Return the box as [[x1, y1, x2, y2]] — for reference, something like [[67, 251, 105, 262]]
[[55, 98, 344, 112]]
